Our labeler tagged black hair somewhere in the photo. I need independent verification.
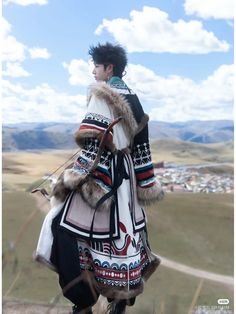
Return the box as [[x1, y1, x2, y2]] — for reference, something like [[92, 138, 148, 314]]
[[88, 42, 127, 78]]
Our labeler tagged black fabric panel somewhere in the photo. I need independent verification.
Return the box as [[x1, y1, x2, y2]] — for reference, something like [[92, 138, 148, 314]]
[[123, 94, 144, 123], [123, 93, 149, 147], [50, 208, 99, 308]]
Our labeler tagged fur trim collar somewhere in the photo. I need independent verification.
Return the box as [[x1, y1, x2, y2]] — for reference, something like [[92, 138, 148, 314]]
[[88, 82, 138, 140]]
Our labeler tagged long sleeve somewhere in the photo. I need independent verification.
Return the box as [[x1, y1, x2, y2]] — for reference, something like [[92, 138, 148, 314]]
[[62, 95, 115, 210], [132, 125, 163, 205], [126, 94, 164, 205]]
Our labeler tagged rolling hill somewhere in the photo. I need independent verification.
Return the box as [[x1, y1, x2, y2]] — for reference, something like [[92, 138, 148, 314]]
[[151, 139, 234, 164], [148, 120, 233, 143], [2, 120, 233, 151]]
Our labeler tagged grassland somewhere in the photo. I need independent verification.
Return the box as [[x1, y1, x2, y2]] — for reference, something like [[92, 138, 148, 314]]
[[151, 139, 234, 165], [2, 191, 234, 313], [2, 139, 234, 190], [2, 149, 78, 191], [148, 193, 233, 275], [2, 148, 234, 313]]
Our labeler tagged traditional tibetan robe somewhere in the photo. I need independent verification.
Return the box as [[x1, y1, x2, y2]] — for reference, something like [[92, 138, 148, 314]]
[[35, 76, 163, 307]]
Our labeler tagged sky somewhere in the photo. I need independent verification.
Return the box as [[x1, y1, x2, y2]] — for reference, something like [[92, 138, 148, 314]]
[[2, 0, 234, 123]]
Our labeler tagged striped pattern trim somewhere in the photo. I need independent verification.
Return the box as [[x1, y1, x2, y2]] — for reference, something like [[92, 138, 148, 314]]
[[132, 143, 156, 189], [74, 143, 113, 191], [75, 112, 114, 149]]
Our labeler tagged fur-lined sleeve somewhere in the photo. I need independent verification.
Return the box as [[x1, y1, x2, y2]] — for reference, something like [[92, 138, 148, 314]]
[[61, 95, 115, 210], [128, 94, 164, 205], [51, 82, 137, 209], [132, 141, 164, 205], [75, 95, 116, 152]]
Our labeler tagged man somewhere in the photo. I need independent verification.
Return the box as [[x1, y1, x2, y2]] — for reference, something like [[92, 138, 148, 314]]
[[36, 42, 163, 314]]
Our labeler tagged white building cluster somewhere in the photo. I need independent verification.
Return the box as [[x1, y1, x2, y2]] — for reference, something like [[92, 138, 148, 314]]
[[155, 164, 234, 193]]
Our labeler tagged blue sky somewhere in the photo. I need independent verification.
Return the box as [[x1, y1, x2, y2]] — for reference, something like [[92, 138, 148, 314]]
[[2, 0, 234, 123]]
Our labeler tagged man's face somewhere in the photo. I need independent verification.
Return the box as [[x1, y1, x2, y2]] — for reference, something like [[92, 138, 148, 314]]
[[92, 63, 113, 82]]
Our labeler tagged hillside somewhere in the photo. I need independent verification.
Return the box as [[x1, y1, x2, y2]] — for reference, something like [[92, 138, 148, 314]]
[[2, 125, 77, 151], [2, 146, 234, 313], [2, 191, 233, 314], [151, 139, 234, 165], [2, 139, 233, 195], [2, 120, 233, 151], [148, 120, 233, 143]]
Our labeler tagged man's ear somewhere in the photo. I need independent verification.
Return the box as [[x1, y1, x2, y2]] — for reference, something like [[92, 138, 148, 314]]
[[107, 64, 114, 74]]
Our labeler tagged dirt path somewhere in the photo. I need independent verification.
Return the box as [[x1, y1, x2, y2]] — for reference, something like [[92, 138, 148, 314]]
[[159, 256, 233, 287]]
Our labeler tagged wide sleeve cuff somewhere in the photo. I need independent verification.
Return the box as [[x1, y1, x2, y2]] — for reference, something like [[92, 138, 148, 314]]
[[137, 180, 164, 206], [74, 110, 115, 152], [63, 168, 87, 190]]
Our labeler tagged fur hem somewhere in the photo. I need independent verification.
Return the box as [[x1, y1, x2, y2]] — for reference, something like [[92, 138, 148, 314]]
[[96, 281, 144, 300], [142, 253, 161, 282], [81, 270, 144, 300], [137, 181, 164, 205], [88, 82, 138, 140]]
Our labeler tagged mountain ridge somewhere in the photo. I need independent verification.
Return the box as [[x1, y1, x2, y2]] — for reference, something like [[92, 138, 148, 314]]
[[2, 120, 233, 151]]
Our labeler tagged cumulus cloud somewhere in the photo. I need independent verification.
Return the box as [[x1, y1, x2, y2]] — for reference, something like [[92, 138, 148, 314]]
[[184, 0, 234, 20], [2, 18, 26, 62], [2, 17, 51, 65], [63, 59, 94, 87], [29, 47, 51, 59], [95, 6, 230, 54], [3, 62, 233, 123], [3, 62, 31, 77], [125, 64, 234, 121], [3, 0, 47, 5], [2, 80, 87, 124], [2, 16, 11, 36], [46, 57, 235, 122]]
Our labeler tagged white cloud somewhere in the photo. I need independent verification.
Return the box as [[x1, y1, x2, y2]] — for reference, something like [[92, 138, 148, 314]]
[[2, 80, 87, 124], [184, 0, 234, 20], [2, 18, 51, 63], [2, 17, 11, 36], [63, 59, 94, 87], [2, 61, 233, 123], [95, 6, 230, 54], [3, 0, 47, 5], [29, 47, 51, 59], [125, 64, 234, 122], [52, 57, 235, 122], [2, 18, 26, 62], [3, 62, 31, 77]]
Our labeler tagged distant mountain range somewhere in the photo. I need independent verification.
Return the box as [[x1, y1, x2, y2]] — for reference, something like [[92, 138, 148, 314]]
[[148, 120, 234, 143], [2, 120, 233, 151]]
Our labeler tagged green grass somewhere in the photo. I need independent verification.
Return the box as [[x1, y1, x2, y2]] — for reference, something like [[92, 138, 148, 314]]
[[2, 191, 64, 303], [151, 139, 234, 165], [127, 267, 233, 314], [148, 193, 234, 275], [2, 191, 234, 313]]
